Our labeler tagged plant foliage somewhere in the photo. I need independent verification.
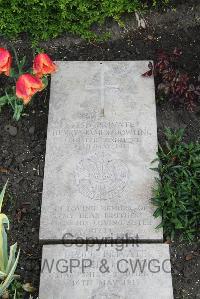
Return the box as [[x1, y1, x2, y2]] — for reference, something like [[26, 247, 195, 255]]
[[0, 182, 20, 297], [0, 0, 170, 41], [143, 49, 200, 111], [152, 129, 200, 241]]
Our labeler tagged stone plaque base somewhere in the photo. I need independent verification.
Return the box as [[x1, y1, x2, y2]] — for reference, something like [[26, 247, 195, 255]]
[[39, 244, 173, 299]]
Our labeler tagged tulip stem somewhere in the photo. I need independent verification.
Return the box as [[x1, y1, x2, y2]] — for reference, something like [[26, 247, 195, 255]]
[[10, 46, 21, 75]]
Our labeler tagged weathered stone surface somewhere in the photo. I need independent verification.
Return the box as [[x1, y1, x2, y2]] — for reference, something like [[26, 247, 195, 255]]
[[40, 61, 162, 242], [39, 244, 173, 299]]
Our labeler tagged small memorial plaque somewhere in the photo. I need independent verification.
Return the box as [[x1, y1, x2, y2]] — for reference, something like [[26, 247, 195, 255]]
[[39, 244, 173, 299]]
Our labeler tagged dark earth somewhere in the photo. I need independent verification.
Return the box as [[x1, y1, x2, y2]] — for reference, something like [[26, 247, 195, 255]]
[[0, 0, 200, 298]]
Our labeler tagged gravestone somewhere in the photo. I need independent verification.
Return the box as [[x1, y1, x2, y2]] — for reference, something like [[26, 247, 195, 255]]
[[39, 244, 174, 299], [40, 61, 162, 242]]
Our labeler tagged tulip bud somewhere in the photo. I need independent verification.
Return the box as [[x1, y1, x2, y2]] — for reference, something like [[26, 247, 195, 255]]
[[0, 48, 12, 76], [16, 73, 44, 104], [33, 53, 57, 78]]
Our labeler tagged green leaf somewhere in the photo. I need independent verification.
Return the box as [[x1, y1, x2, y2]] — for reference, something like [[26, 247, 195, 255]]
[[0, 248, 20, 296], [13, 101, 24, 121], [153, 208, 162, 218], [5, 243, 18, 275], [0, 181, 8, 213], [156, 223, 163, 229], [0, 214, 9, 272]]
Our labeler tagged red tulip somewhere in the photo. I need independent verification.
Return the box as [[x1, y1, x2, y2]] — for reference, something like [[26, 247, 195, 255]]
[[0, 48, 12, 76], [33, 53, 57, 78], [16, 73, 44, 104]]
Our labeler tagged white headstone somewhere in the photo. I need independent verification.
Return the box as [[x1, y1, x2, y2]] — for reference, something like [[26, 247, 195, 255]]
[[40, 61, 162, 242], [39, 244, 173, 299]]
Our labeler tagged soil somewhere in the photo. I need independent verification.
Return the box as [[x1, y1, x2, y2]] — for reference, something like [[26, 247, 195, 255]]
[[0, 1, 200, 298]]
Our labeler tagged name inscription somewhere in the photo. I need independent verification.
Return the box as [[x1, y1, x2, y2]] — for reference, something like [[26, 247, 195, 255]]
[[52, 121, 152, 150]]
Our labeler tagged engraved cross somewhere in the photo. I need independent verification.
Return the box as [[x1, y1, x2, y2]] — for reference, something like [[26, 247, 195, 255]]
[[85, 66, 119, 117]]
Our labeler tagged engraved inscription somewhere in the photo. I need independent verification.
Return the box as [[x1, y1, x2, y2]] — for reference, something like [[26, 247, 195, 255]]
[[75, 152, 129, 200], [40, 62, 161, 243], [91, 285, 123, 299], [52, 121, 152, 151]]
